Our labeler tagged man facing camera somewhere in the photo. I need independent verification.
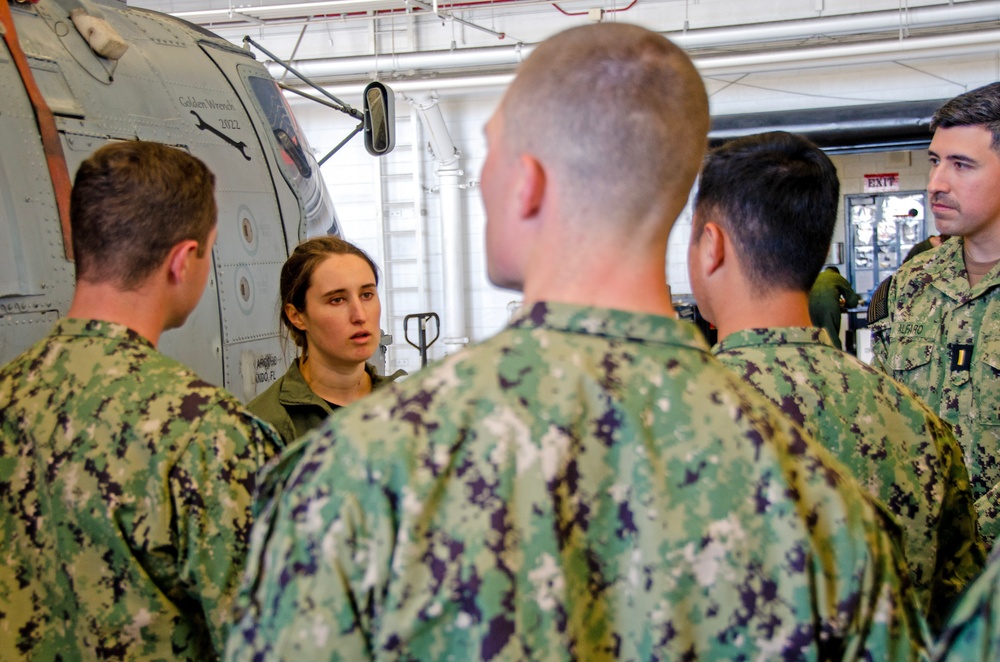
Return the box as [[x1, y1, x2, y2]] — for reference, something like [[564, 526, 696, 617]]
[[869, 83, 1000, 540], [689, 130, 984, 631], [228, 25, 926, 660], [0, 142, 282, 660]]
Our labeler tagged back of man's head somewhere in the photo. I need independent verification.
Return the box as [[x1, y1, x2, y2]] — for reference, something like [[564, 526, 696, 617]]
[[932, 82, 1000, 151], [695, 131, 839, 293], [71, 141, 217, 289], [500, 23, 709, 231]]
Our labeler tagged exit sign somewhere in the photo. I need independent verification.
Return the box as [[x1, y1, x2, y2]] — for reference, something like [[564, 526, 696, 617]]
[[864, 172, 900, 192]]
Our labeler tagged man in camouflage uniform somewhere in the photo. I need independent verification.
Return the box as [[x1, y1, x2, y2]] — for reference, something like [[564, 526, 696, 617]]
[[688, 130, 984, 631], [0, 142, 282, 660], [868, 83, 1000, 543], [227, 24, 927, 660]]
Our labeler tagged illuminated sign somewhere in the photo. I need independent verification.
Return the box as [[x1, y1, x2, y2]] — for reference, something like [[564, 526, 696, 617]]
[[863, 172, 900, 192]]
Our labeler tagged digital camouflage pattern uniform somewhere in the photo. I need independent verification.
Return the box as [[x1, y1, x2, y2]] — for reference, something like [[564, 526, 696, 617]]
[[0, 319, 283, 660], [227, 302, 928, 661], [869, 239, 1000, 542], [713, 327, 985, 631], [934, 540, 1000, 662]]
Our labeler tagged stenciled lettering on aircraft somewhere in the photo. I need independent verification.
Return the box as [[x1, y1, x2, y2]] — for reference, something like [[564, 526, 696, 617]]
[[178, 96, 238, 112], [255, 353, 279, 384]]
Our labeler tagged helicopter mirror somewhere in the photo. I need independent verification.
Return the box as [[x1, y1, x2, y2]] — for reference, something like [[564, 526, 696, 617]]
[[363, 82, 395, 156]]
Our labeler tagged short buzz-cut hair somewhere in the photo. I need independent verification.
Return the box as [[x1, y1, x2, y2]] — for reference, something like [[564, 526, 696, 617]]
[[70, 141, 217, 288], [931, 82, 1000, 153], [500, 23, 709, 229], [694, 131, 840, 293]]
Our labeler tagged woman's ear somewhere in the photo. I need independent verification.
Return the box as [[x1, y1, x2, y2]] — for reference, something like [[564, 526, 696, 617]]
[[284, 302, 307, 331]]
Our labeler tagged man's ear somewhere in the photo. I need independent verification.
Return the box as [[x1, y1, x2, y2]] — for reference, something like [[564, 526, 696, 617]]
[[700, 221, 727, 276], [166, 239, 200, 284], [516, 154, 545, 219]]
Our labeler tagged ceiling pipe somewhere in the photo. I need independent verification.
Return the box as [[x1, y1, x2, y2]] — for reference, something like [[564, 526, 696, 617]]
[[174, 0, 531, 26], [696, 28, 1000, 77], [284, 74, 513, 101], [283, 29, 1000, 98], [671, 0, 1000, 49], [264, 0, 1000, 80], [269, 42, 531, 80]]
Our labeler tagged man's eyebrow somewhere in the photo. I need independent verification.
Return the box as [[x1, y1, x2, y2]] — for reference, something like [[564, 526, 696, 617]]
[[929, 148, 978, 165]]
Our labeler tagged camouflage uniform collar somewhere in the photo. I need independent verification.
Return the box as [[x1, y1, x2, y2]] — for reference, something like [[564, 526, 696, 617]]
[[509, 301, 710, 350], [51, 317, 155, 349], [712, 326, 831, 355], [912, 237, 1000, 301]]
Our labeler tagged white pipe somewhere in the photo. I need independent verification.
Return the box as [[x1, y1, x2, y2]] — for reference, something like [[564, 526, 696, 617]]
[[286, 29, 1000, 98], [407, 93, 468, 352], [408, 12, 430, 317], [438, 167, 467, 353], [264, 1, 1000, 80], [672, 0, 1000, 49], [268, 42, 530, 80], [695, 28, 1000, 76], [407, 93, 460, 166], [410, 105, 430, 315], [285, 75, 513, 100], [174, 0, 404, 23]]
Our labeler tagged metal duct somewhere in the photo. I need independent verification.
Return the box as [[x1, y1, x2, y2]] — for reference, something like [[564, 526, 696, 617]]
[[710, 98, 947, 152]]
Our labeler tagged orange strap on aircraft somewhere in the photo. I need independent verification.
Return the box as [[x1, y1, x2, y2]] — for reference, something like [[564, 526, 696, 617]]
[[0, 0, 74, 260]]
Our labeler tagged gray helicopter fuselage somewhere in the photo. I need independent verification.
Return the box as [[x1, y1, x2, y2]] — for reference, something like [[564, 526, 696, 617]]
[[1, 0, 338, 401]]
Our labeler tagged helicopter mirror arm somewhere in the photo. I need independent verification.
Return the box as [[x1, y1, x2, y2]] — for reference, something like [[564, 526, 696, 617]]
[[277, 83, 355, 117], [243, 35, 363, 121], [318, 122, 365, 166]]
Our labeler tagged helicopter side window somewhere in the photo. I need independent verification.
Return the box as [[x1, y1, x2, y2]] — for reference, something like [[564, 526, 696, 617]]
[[247, 75, 312, 179]]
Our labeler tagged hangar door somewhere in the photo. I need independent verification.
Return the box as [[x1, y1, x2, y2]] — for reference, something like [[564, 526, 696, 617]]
[[846, 191, 927, 298]]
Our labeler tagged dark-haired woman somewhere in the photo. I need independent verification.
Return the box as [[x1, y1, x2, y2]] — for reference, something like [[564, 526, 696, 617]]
[[248, 236, 401, 444]]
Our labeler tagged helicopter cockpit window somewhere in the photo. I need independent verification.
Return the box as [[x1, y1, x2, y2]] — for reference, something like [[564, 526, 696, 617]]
[[247, 75, 312, 179], [243, 70, 338, 238]]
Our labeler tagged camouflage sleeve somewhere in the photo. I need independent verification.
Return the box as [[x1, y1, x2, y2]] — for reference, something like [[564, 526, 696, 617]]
[[870, 525, 932, 662], [171, 401, 282, 656], [976, 486, 1000, 546], [808, 487, 930, 660], [926, 418, 988, 633], [934, 542, 1000, 661], [226, 435, 392, 660], [868, 275, 896, 372]]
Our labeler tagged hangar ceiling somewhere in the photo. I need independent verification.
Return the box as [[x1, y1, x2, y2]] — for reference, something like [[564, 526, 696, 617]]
[[129, 0, 1000, 144]]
